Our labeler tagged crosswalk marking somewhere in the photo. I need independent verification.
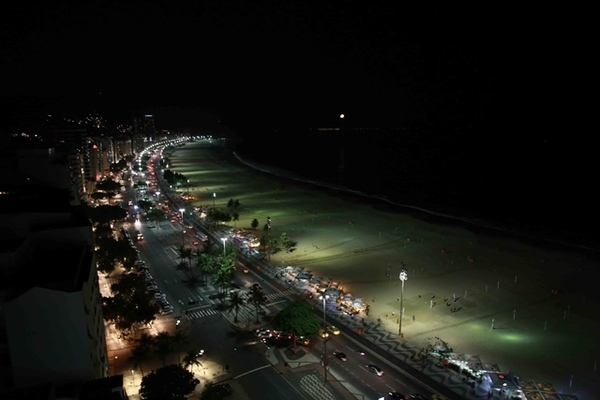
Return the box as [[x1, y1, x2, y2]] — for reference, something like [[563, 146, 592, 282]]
[[185, 308, 219, 320], [264, 289, 294, 301]]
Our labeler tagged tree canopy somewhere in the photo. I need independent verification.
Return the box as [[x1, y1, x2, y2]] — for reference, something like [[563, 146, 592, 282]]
[[139, 364, 199, 400], [273, 300, 321, 338]]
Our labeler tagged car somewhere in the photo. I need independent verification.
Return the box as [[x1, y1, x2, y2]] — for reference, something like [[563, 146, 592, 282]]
[[332, 351, 347, 361], [388, 392, 406, 399], [154, 293, 166, 299], [318, 329, 330, 339], [255, 328, 273, 338], [147, 285, 158, 291], [366, 364, 384, 376], [327, 325, 340, 335], [212, 382, 232, 398], [242, 267, 249, 273], [251, 283, 262, 290], [409, 394, 427, 400], [296, 335, 310, 346]]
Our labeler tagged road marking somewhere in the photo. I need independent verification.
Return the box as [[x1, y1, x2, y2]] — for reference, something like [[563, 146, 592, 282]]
[[233, 364, 271, 379]]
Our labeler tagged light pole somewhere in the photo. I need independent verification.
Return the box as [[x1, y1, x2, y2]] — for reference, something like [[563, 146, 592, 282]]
[[213, 192, 216, 209], [320, 294, 330, 383], [179, 208, 185, 247], [399, 269, 408, 337], [221, 237, 227, 256]]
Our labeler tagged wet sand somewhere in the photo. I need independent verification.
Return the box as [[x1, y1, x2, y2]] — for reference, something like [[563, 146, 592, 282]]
[[169, 140, 600, 398]]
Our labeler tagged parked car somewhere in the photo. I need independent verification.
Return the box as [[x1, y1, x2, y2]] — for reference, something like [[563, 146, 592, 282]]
[[409, 394, 427, 400]]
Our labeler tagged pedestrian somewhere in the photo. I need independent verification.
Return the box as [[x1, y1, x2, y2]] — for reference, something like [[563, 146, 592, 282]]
[[412, 315, 415, 321], [418, 294, 421, 298], [397, 296, 400, 301], [386, 312, 388, 318]]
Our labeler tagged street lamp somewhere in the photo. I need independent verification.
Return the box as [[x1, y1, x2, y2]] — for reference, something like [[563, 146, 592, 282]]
[[179, 208, 185, 246], [213, 192, 216, 209], [319, 294, 330, 383], [398, 269, 408, 337], [221, 237, 227, 256]]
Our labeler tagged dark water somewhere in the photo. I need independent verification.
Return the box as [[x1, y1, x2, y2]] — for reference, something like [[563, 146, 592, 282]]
[[231, 126, 598, 251]]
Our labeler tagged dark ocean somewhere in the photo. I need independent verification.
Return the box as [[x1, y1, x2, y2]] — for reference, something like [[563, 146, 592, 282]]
[[230, 125, 598, 252]]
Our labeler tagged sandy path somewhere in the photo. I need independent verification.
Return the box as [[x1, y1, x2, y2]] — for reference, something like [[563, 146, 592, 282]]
[[169, 141, 600, 398]]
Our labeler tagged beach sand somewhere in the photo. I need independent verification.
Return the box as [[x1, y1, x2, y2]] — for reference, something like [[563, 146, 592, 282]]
[[170, 140, 600, 398]]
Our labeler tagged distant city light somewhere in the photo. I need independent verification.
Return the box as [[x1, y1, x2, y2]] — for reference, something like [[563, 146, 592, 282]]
[[339, 114, 345, 119]]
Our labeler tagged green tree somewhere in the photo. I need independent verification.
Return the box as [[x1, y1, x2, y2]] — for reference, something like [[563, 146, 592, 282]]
[[129, 344, 151, 376], [147, 208, 166, 226], [247, 286, 267, 323], [226, 290, 246, 323], [251, 218, 259, 230], [139, 364, 199, 400], [137, 199, 154, 211], [96, 178, 121, 193], [154, 331, 175, 367], [171, 330, 189, 364], [86, 204, 127, 225], [279, 232, 297, 253], [273, 301, 321, 353]]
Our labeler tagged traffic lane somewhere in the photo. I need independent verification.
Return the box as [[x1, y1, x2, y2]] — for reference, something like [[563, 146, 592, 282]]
[[339, 336, 435, 398], [309, 334, 418, 399], [236, 366, 307, 400], [309, 337, 383, 400], [138, 224, 206, 313]]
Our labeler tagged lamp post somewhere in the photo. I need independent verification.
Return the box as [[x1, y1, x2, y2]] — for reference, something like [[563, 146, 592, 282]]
[[221, 237, 227, 256], [399, 269, 408, 337], [213, 192, 216, 209], [320, 294, 329, 383], [179, 208, 185, 246]]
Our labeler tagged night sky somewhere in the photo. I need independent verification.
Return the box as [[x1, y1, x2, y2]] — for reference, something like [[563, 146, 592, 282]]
[[1, 2, 597, 242], [1, 3, 593, 130]]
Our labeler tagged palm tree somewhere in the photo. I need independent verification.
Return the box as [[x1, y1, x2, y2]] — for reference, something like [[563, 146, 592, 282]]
[[136, 332, 155, 351], [196, 253, 216, 285], [247, 286, 267, 323], [226, 290, 246, 322], [154, 331, 174, 366], [171, 330, 189, 364], [213, 268, 232, 295], [128, 344, 151, 376], [176, 245, 193, 274], [182, 350, 202, 373]]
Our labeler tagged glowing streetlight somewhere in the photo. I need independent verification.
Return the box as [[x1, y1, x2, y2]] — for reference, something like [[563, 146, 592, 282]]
[[213, 192, 216, 209], [221, 237, 227, 256], [398, 269, 408, 337], [179, 208, 185, 246]]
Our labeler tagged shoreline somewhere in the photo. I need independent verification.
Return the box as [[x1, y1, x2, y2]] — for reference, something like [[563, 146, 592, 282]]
[[231, 147, 600, 262]]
